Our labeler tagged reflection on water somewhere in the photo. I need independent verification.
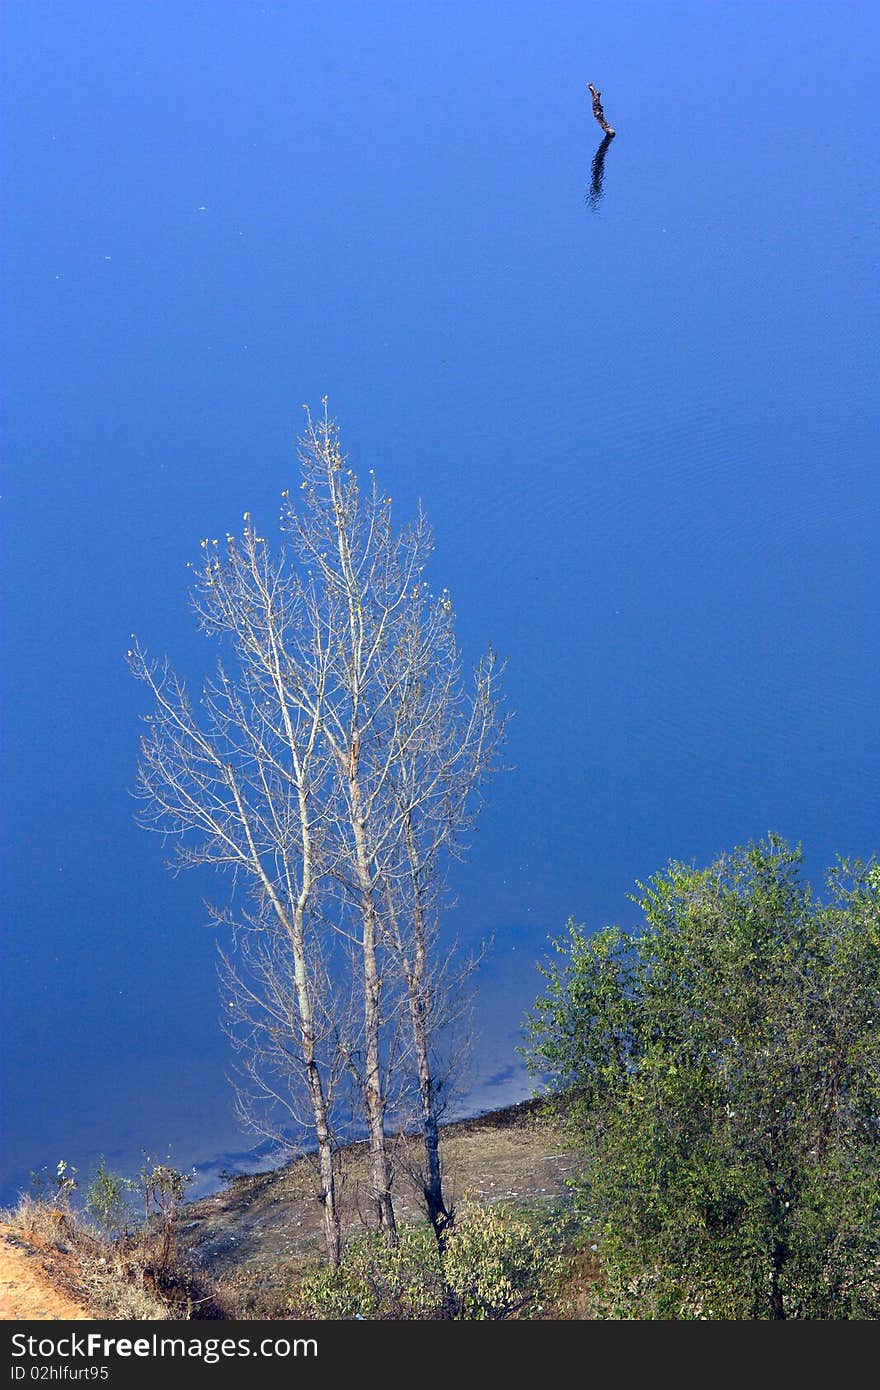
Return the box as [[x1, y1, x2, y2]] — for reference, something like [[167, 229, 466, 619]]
[[587, 132, 614, 210]]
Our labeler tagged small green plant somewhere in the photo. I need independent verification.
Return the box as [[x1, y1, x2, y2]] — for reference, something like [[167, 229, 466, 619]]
[[136, 1157, 194, 1277], [54, 1159, 77, 1206], [84, 1157, 131, 1239], [27, 1159, 78, 1211]]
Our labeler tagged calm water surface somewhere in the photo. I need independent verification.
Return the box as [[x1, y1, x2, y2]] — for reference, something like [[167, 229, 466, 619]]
[[1, 1, 877, 1199]]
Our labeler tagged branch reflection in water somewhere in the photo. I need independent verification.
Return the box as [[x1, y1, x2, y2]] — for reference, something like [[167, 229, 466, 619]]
[[587, 132, 615, 211]]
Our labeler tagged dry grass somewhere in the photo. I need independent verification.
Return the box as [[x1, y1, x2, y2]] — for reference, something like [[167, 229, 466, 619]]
[[0, 1196, 194, 1320]]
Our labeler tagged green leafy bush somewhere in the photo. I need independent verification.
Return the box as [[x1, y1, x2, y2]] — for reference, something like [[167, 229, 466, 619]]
[[526, 839, 880, 1319], [286, 1204, 562, 1319], [85, 1157, 131, 1239], [287, 1224, 445, 1319], [443, 1202, 561, 1319]]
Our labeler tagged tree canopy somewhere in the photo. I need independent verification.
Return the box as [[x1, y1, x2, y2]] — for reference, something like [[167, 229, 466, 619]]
[[526, 837, 880, 1319]]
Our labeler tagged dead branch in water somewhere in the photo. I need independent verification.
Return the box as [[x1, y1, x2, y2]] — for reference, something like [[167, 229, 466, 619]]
[[588, 83, 615, 137]]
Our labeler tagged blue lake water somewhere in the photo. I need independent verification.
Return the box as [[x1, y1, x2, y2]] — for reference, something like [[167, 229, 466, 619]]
[[1, 1, 877, 1202]]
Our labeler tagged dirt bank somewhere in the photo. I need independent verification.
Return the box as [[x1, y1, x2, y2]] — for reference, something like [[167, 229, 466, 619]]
[[0, 1224, 92, 1321]]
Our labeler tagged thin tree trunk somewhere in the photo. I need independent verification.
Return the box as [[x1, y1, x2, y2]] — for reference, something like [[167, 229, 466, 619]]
[[289, 730, 342, 1265], [292, 923, 340, 1266], [323, 433, 398, 1242], [401, 819, 450, 1247], [769, 1255, 787, 1320], [270, 909, 342, 1265], [353, 807, 397, 1238], [409, 984, 450, 1246], [305, 1063, 341, 1266], [228, 769, 344, 1265]]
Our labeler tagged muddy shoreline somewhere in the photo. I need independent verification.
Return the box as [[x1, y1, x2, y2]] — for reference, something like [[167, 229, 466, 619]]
[[179, 1099, 577, 1299]]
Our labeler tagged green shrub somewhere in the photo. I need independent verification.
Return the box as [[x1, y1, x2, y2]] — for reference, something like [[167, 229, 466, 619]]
[[85, 1157, 131, 1239], [526, 840, 880, 1320], [287, 1224, 445, 1319], [286, 1204, 562, 1320], [135, 1158, 194, 1277], [443, 1202, 561, 1319]]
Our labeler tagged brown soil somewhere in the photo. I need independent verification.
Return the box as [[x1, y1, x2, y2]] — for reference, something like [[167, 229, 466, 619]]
[[179, 1099, 578, 1305], [0, 1224, 92, 1321]]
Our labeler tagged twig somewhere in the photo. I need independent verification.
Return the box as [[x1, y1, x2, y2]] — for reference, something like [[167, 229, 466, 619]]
[[588, 83, 615, 137]]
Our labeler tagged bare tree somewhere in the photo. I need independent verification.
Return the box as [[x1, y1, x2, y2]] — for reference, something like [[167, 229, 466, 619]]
[[128, 519, 344, 1266], [286, 409, 434, 1239], [293, 407, 507, 1247], [368, 583, 505, 1246], [131, 402, 507, 1258]]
